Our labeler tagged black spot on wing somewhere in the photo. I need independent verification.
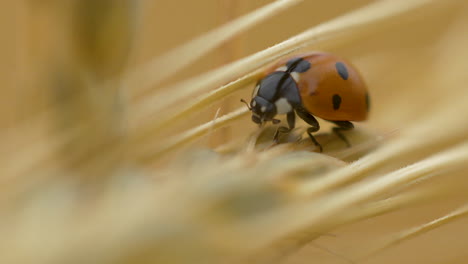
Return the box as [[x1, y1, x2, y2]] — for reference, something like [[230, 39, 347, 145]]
[[286, 58, 302, 68], [332, 94, 342, 110], [335, 62, 349, 80], [286, 58, 311, 73]]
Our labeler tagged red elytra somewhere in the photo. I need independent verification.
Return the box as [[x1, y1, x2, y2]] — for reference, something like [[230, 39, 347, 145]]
[[263, 52, 369, 121], [244, 52, 370, 150]]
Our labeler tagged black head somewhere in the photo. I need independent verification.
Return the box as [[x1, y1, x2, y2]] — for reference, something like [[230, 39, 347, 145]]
[[249, 96, 278, 125]]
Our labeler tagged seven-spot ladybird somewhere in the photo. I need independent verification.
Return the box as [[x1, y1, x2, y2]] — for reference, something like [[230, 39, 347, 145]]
[[242, 52, 370, 151]]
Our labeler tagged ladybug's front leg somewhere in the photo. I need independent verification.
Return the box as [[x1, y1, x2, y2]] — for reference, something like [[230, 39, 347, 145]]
[[295, 107, 323, 152], [273, 111, 295, 143]]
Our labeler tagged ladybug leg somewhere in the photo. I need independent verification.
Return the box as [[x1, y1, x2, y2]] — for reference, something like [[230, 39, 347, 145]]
[[273, 111, 296, 142], [286, 110, 296, 130], [295, 108, 323, 152], [330, 121, 354, 147]]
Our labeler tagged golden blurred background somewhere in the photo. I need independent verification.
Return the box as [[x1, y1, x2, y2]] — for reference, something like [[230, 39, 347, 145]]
[[1, 1, 468, 264]]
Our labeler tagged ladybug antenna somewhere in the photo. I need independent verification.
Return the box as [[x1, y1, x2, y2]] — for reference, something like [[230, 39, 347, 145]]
[[240, 99, 251, 110]]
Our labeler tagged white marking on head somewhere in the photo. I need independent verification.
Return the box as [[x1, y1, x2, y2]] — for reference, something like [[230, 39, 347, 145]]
[[260, 106, 267, 112], [275, 98, 292, 114], [251, 100, 256, 107], [252, 84, 260, 97], [275, 66, 287, 72], [291, 72, 301, 83]]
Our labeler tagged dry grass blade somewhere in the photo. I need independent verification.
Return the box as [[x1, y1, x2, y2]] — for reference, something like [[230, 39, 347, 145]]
[[339, 189, 442, 224], [251, 189, 438, 264], [249, 143, 468, 263], [332, 142, 468, 210], [262, 142, 468, 245], [125, 0, 303, 94], [361, 203, 468, 260], [298, 93, 468, 196], [133, 0, 447, 137], [139, 107, 248, 161], [132, 71, 260, 144]]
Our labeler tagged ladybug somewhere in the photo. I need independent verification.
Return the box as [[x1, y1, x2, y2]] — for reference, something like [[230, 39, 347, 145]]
[[242, 52, 370, 151]]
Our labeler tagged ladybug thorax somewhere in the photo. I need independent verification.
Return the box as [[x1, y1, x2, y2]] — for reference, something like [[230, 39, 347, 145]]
[[248, 57, 315, 124], [250, 71, 300, 124]]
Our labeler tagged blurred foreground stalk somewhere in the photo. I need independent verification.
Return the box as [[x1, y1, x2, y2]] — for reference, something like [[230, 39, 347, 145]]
[[52, 0, 138, 179]]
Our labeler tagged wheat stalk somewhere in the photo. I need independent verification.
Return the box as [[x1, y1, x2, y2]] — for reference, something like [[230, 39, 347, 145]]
[[2, 0, 467, 264]]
